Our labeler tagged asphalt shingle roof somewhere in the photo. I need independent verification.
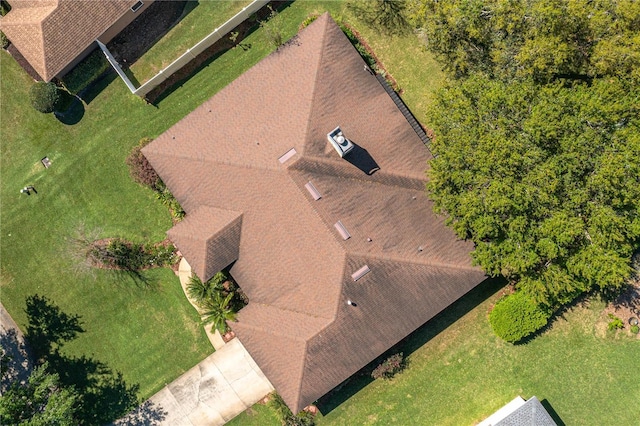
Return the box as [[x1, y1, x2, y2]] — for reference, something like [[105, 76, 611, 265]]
[[142, 13, 486, 412]]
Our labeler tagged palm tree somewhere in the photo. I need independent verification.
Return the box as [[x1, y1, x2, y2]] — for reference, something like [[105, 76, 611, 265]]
[[186, 275, 208, 304], [200, 292, 237, 334]]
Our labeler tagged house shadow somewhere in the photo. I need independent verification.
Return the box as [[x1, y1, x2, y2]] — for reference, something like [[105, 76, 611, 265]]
[[540, 399, 565, 426], [344, 142, 380, 175], [315, 276, 507, 415], [21, 294, 146, 424], [76, 70, 118, 105]]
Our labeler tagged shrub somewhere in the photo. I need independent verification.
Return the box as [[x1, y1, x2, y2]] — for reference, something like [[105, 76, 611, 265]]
[[127, 138, 160, 189], [260, 6, 283, 49], [299, 13, 320, 30], [631, 324, 639, 334], [489, 292, 551, 343], [155, 181, 185, 220], [29, 82, 60, 113], [371, 352, 405, 380], [61, 49, 109, 94], [0, 31, 8, 49], [89, 238, 176, 270], [607, 313, 624, 330], [268, 392, 315, 426]]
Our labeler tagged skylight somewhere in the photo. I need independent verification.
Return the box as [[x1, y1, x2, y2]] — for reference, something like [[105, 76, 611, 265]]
[[351, 265, 371, 281], [334, 221, 351, 240], [305, 182, 321, 200], [278, 148, 297, 164]]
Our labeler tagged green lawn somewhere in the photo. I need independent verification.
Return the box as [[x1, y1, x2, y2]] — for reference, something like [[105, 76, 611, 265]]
[[0, 0, 481, 417], [129, 0, 252, 83], [230, 282, 640, 425]]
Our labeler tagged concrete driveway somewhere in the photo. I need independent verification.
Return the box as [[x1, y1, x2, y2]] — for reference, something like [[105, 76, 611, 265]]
[[147, 338, 273, 425]]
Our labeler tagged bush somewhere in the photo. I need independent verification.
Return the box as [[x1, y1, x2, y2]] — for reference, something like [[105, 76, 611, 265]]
[[631, 324, 639, 334], [489, 292, 551, 343], [29, 82, 60, 113], [268, 392, 315, 426], [155, 181, 185, 220], [371, 352, 405, 380], [0, 31, 8, 49], [607, 313, 624, 331], [127, 138, 160, 189], [299, 13, 320, 30], [61, 49, 110, 94], [89, 238, 177, 270]]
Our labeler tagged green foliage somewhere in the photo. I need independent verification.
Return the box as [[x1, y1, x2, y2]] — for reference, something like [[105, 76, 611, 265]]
[[29, 82, 60, 113], [299, 13, 320, 30], [348, 0, 410, 36], [0, 362, 79, 425], [260, 6, 284, 49], [371, 352, 406, 379], [186, 272, 226, 304], [61, 49, 109, 94], [0, 31, 8, 49], [155, 181, 185, 221], [0, 0, 11, 16], [267, 392, 315, 426], [126, 137, 160, 189], [489, 292, 551, 342], [428, 75, 640, 307], [607, 313, 624, 331], [339, 24, 377, 70], [409, 0, 640, 82], [631, 324, 639, 334], [200, 292, 236, 334], [90, 238, 177, 271]]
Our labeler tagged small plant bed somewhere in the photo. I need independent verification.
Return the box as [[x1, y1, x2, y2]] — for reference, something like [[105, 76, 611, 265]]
[[186, 271, 248, 334], [596, 282, 640, 339], [86, 237, 178, 271]]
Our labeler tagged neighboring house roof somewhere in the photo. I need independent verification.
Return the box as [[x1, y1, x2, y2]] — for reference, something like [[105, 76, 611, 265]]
[[480, 396, 558, 426], [142, 13, 486, 413], [0, 0, 133, 81]]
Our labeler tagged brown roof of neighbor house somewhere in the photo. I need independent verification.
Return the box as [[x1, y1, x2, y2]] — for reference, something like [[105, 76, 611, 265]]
[[0, 0, 133, 81], [142, 13, 486, 413]]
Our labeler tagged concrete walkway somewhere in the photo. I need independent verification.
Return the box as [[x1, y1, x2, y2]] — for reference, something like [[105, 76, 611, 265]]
[[116, 258, 274, 425]]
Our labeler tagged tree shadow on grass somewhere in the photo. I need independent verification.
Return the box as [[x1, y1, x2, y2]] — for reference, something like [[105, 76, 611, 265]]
[[113, 400, 168, 426], [22, 294, 148, 424], [316, 276, 507, 415]]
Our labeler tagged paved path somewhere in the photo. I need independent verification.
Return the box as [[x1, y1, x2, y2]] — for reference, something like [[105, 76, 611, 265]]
[[0, 303, 33, 393]]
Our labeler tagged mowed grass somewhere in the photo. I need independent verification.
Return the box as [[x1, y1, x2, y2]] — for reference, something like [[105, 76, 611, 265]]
[[231, 282, 640, 425], [129, 0, 252, 83], [0, 4, 286, 399], [3, 0, 456, 417]]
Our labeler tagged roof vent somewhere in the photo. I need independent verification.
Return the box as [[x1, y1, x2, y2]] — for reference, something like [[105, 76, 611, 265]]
[[334, 221, 351, 240], [351, 265, 371, 281], [278, 148, 297, 164], [305, 182, 321, 200], [327, 126, 354, 158]]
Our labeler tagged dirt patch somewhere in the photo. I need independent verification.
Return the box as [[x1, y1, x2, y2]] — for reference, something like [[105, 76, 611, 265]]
[[597, 273, 640, 339]]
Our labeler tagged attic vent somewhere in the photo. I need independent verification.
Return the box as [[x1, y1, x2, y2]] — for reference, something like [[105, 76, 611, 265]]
[[131, 1, 143, 12], [334, 221, 351, 240], [278, 148, 297, 164], [304, 182, 321, 200], [351, 265, 370, 281]]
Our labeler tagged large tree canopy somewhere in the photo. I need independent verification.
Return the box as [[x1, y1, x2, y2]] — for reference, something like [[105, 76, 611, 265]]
[[427, 75, 640, 306], [408, 0, 640, 82]]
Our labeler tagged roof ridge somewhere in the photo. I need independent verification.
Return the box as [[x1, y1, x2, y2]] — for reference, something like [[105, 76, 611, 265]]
[[300, 13, 332, 158]]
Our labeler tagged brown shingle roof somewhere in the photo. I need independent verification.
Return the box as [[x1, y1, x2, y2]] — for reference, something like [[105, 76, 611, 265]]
[[0, 0, 133, 81], [142, 13, 485, 412]]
